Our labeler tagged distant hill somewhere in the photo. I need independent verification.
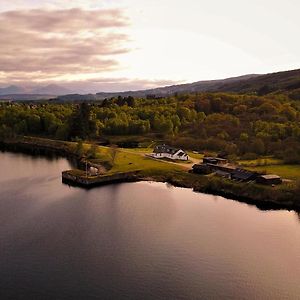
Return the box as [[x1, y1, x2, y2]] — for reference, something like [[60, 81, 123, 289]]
[[55, 68, 300, 102], [0, 85, 27, 95], [208, 68, 300, 95], [94, 74, 260, 99], [54, 74, 260, 102], [4, 68, 300, 102], [95, 68, 300, 98], [31, 84, 71, 95], [0, 94, 55, 101], [0, 84, 72, 100], [51, 93, 100, 102]]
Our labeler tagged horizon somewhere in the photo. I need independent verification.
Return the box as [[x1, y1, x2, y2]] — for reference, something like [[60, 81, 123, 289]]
[[0, 67, 298, 95], [0, 0, 299, 93]]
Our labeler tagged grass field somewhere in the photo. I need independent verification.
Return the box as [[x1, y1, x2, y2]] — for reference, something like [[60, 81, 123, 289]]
[[238, 157, 283, 167], [187, 151, 205, 160], [248, 164, 300, 180], [20, 137, 190, 175], [84, 144, 184, 174]]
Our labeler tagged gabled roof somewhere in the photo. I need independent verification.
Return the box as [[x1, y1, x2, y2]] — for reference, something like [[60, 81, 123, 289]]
[[154, 144, 182, 155]]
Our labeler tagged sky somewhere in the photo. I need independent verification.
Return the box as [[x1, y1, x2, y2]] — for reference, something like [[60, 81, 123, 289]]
[[0, 0, 299, 93]]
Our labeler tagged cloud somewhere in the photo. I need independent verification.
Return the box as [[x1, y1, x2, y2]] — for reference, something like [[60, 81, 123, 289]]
[[0, 0, 119, 11], [0, 8, 130, 81]]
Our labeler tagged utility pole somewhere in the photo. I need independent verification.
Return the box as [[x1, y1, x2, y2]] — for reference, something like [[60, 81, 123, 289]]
[[86, 160, 88, 178]]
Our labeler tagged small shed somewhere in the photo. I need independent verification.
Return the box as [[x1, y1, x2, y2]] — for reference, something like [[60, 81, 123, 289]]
[[203, 157, 227, 165], [256, 175, 282, 185], [192, 164, 213, 174]]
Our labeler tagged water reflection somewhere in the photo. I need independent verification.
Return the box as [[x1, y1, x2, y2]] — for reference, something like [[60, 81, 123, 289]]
[[1, 151, 300, 299]]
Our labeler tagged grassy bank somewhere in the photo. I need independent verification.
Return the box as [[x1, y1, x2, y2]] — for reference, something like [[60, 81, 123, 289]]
[[1, 136, 300, 210]]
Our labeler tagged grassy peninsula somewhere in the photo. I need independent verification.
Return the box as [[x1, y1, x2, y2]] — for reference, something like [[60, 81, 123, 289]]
[[2, 135, 300, 210]]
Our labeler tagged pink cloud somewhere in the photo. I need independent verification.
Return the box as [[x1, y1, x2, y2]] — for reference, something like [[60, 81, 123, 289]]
[[0, 8, 130, 79]]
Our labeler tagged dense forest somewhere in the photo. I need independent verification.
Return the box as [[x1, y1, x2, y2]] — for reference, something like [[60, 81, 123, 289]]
[[1, 92, 300, 163]]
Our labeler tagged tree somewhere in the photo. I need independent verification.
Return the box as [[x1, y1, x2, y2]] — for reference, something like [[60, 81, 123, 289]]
[[87, 143, 97, 159], [75, 140, 84, 157], [69, 103, 92, 139], [252, 138, 265, 155], [109, 144, 118, 165], [240, 133, 249, 142]]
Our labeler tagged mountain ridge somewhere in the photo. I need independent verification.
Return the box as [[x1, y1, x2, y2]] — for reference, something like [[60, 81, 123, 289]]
[[2, 68, 300, 101], [0, 84, 70, 97]]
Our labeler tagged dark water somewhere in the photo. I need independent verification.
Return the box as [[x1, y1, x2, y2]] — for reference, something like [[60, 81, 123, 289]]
[[0, 151, 300, 299]]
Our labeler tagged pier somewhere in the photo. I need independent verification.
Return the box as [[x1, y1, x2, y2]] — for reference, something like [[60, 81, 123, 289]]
[[62, 169, 141, 188]]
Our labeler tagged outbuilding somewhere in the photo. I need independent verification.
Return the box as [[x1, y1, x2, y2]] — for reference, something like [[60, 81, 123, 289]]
[[256, 174, 282, 185], [192, 163, 213, 174], [203, 157, 227, 165], [231, 168, 259, 182]]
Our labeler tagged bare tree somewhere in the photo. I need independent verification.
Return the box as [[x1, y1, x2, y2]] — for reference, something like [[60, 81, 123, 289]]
[[109, 144, 118, 166]]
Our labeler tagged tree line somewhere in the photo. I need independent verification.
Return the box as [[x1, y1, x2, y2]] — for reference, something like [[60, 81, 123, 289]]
[[1, 92, 300, 162]]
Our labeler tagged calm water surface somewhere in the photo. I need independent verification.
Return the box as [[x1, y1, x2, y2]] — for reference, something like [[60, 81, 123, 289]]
[[0, 151, 300, 299]]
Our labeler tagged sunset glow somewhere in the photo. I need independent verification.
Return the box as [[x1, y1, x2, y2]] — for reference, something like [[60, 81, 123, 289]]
[[0, 0, 299, 92]]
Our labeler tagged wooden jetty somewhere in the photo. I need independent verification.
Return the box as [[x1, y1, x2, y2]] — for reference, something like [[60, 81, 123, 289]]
[[62, 169, 141, 188]]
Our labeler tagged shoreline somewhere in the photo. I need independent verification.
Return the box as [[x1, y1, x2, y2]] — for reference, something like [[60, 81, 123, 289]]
[[1, 136, 299, 211]]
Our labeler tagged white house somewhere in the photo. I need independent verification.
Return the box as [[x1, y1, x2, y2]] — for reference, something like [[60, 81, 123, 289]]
[[150, 144, 189, 161]]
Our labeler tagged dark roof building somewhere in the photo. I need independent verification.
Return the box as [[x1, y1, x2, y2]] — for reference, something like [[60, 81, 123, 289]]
[[203, 157, 227, 165], [206, 163, 236, 173], [231, 168, 259, 182], [192, 163, 236, 175], [192, 164, 213, 174], [256, 175, 282, 185]]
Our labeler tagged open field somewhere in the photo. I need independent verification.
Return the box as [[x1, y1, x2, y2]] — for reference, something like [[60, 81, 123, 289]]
[[238, 157, 284, 167], [80, 142, 186, 174], [248, 164, 300, 180]]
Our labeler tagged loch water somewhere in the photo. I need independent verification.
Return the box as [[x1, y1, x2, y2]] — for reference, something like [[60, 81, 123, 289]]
[[0, 151, 300, 299]]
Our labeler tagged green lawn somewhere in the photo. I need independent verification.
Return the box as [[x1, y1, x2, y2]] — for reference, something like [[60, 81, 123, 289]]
[[112, 150, 183, 173], [238, 157, 283, 167], [120, 147, 153, 154], [21, 137, 187, 175], [248, 164, 300, 180], [187, 151, 204, 160], [87, 144, 183, 174]]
